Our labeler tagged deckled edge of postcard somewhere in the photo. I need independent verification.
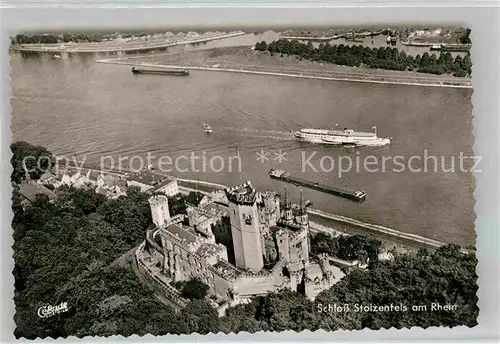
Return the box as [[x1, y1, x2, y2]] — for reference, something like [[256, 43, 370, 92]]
[[2, 9, 17, 344]]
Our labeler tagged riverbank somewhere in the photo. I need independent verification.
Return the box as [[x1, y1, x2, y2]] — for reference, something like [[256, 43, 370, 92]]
[[61, 164, 453, 251], [97, 46, 471, 88], [12, 31, 245, 53], [178, 178, 453, 252]]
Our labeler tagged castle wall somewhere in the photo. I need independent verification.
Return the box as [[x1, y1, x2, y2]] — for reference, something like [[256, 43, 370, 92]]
[[276, 231, 291, 262], [206, 268, 236, 299], [229, 203, 246, 269], [233, 271, 289, 299]]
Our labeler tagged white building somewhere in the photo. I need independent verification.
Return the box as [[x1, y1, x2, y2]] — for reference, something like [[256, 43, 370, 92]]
[[127, 170, 179, 197]]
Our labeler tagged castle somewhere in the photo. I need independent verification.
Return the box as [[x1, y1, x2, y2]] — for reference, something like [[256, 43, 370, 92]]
[[137, 181, 344, 305]]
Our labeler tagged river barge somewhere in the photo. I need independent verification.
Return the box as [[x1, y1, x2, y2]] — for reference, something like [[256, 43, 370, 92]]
[[269, 169, 366, 202], [131, 66, 190, 76], [430, 43, 472, 52]]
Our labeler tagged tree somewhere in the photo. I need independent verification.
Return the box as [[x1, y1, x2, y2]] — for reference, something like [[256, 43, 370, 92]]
[[255, 41, 267, 51], [185, 191, 204, 206], [462, 54, 473, 75], [11, 141, 54, 184], [181, 278, 209, 300], [178, 300, 220, 334], [460, 28, 472, 44], [310, 232, 382, 263]]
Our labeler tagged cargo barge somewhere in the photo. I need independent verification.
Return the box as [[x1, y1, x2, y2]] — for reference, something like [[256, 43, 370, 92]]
[[430, 43, 472, 52], [269, 169, 366, 202], [131, 66, 190, 76]]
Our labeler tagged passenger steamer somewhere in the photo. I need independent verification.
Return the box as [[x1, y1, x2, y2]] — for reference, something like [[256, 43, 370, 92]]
[[294, 126, 390, 147]]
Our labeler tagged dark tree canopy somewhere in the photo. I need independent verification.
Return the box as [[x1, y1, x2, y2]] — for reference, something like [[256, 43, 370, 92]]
[[258, 39, 472, 77], [11, 141, 54, 184], [165, 191, 204, 217], [311, 232, 382, 263], [181, 278, 210, 300]]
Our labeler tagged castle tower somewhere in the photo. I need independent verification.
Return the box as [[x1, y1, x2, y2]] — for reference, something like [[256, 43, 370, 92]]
[[148, 195, 170, 228], [226, 181, 264, 271]]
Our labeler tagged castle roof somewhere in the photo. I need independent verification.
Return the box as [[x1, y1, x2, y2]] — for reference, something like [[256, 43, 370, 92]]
[[203, 202, 228, 215], [165, 223, 198, 244], [18, 181, 56, 202], [86, 170, 101, 181], [151, 177, 176, 192], [99, 174, 118, 187], [128, 170, 169, 186], [195, 243, 224, 259]]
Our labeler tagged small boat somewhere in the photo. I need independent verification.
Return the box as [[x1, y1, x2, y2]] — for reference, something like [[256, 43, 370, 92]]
[[53, 54, 62, 59], [202, 123, 213, 133]]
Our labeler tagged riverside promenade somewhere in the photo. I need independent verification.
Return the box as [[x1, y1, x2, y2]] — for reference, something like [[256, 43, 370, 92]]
[[97, 59, 472, 88]]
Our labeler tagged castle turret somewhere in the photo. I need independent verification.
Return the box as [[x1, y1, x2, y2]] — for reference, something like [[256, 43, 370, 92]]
[[298, 189, 308, 227], [281, 185, 293, 222], [148, 194, 170, 228], [226, 181, 264, 272]]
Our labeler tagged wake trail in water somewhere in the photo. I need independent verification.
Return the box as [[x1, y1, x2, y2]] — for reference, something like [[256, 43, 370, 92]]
[[218, 126, 296, 142]]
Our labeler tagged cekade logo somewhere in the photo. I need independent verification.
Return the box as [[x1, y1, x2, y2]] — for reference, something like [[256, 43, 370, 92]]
[[37, 302, 69, 318]]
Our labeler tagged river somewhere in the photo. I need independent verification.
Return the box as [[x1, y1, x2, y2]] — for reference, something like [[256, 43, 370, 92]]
[[10, 32, 475, 247]]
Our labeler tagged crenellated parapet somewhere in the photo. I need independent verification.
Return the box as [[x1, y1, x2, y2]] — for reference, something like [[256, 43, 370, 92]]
[[209, 259, 245, 281], [225, 181, 257, 205], [148, 194, 168, 206], [166, 214, 186, 226], [288, 225, 309, 242], [241, 268, 272, 278], [149, 194, 170, 228]]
